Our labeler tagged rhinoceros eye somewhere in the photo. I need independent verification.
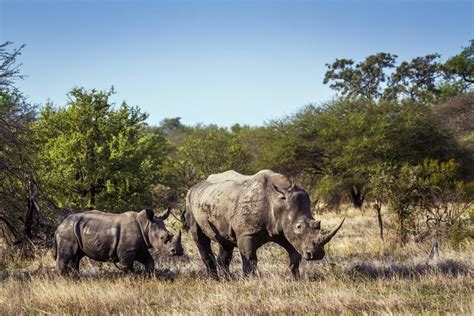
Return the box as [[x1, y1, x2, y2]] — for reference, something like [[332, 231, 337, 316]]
[[295, 223, 303, 232]]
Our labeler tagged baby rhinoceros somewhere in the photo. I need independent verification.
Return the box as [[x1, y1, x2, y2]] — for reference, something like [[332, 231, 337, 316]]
[[54, 208, 183, 275]]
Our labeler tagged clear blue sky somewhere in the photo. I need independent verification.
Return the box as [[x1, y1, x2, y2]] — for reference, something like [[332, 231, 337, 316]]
[[0, 0, 472, 127]]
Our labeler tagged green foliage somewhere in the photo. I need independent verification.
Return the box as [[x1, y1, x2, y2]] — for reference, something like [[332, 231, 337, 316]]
[[243, 122, 310, 177], [324, 41, 473, 103], [444, 40, 474, 87], [33, 87, 171, 213], [2, 39, 472, 254], [0, 89, 36, 241], [323, 53, 397, 99], [0, 43, 51, 244], [269, 98, 462, 208], [178, 125, 251, 178], [232, 94, 467, 210], [157, 117, 191, 146], [0, 42, 25, 89], [433, 92, 474, 152], [387, 54, 443, 102], [159, 125, 252, 206], [369, 160, 473, 244]]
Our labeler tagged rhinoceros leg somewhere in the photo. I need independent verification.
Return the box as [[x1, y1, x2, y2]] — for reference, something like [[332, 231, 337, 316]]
[[118, 251, 136, 273], [57, 256, 72, 276], [137, 250, 155, 275], [217, 244, 234, 277], [190, 224, 218, 278], [56, 237, 80, 276], [237, 236, 259, 277], [275, 238, 302, 280], [72, 251, 85, 273]]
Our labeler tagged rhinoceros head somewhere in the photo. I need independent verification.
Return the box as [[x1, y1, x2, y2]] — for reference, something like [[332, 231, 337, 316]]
[[269, 174, 344, 261], [138, 208, 184, 256]]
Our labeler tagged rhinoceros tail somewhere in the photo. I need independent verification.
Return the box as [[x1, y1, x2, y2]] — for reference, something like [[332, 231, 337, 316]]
[[183, 208, 192, 232], [183, 190, 194, 231], [53, 233, 57, 260]]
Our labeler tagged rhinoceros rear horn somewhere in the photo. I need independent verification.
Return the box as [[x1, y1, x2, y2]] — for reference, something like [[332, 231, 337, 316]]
[[173, 230, 182, 243], [157, 207, 171, 220], [320, 218, 345, 245]]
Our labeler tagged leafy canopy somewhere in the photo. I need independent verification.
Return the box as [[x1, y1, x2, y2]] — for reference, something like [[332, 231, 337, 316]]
[[34, 87, 171, 213]]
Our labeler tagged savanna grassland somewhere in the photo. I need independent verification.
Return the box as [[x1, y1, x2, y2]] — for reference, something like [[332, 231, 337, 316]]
[[1, 207, 472, 314], [1, 40, 473, 315]]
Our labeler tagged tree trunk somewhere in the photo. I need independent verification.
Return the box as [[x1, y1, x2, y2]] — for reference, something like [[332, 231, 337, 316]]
[[399, 214, 406, 245], [428, 220, 441, 260], [374, 201, 384, 241], [350, 186, 365, 209], [24, 177, 36, 239], [90, 184, 96, 209]]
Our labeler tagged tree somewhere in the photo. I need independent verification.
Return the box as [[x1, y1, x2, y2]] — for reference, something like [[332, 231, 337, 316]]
[[387, 54, 443, 102], [433, 92, 474, 180], [0, 42, 25, 89], [414, 160, 473, 258], [323, 42, 473, 104], [157, 117, 191, 147], [160, 125, 252, 207], [444, 40, 474, 86], [323, 53, 397, 99], [369, 160, 473, 253], [33, 87, 171, 213], [0, 90, 41, 245], [178, 125, 251, 178], [0, 42, 56, 249], [267, 98, 463, 209], [433, 92, 474, 140]]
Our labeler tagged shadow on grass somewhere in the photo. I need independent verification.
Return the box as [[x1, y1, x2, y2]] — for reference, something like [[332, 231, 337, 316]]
[[345, 258, 472, 279], [0, 263, 185, 282], [2, 256, 471, 283]]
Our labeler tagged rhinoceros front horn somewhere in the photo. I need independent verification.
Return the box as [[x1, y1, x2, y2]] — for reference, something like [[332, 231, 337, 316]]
[[173, 230, 182, 243], [320, 218, 345, 245]]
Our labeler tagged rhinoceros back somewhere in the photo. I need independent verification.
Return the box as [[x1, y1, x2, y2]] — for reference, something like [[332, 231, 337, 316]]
[[187, 170, 273, 241], [57, 211, 137, 262]]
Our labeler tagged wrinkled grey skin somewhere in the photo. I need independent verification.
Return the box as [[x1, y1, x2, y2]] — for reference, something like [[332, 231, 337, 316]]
[[54, 208, 183, 275], [186, 170, 344, 279]]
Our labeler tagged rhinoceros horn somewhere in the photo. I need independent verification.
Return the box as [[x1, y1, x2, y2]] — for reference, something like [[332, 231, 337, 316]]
[[173, 230, 182, 243], [319, 218, 345, 245]]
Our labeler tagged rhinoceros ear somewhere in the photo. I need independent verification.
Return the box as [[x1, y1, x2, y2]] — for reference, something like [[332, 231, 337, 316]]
[[138, 209, 155, 223], [269, 172, 294, 200], [144, 209, 155, 221], [269, 173, 293, 190], [272, 184, 287, 200], [157, 207, 171, 221]]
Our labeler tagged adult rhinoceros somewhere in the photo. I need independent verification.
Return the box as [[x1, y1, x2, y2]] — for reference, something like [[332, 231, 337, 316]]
[[54, 208, 183, 275], [185, 170, 344, 279]]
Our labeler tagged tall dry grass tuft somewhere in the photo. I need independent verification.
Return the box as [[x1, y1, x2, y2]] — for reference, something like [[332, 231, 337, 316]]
[[0, 206, 472, 314]]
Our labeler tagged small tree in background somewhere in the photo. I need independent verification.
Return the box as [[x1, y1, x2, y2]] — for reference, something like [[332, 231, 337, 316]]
[[33, 87, 171, 213], [369, 160, 473, 255], [367, 163, 398, 241], [413, 160, 473, 258]]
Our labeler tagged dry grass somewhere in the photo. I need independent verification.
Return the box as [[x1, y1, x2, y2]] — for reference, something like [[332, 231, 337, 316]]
[[0, 207, 472, 314]]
